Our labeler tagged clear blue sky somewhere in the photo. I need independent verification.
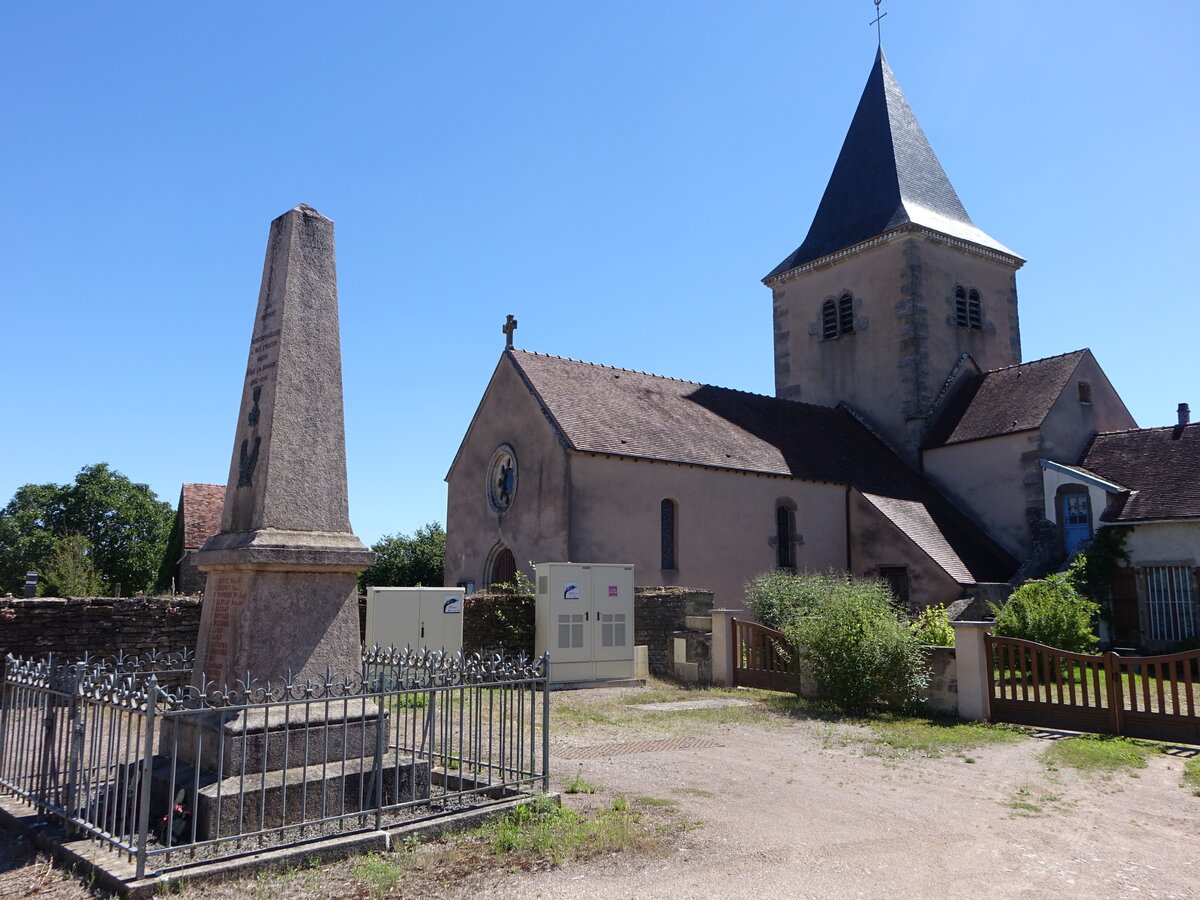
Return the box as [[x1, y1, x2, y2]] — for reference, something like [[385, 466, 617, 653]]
[[2, 2, 1196, 546]]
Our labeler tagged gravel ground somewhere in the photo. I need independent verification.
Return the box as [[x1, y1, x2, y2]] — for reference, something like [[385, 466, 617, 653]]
[[3, 683, 1199, 899]]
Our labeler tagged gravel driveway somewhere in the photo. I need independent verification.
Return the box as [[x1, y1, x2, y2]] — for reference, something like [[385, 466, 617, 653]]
[[494, 686, 1200, 899]]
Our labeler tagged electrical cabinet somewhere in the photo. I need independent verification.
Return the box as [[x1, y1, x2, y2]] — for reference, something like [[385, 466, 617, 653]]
[[366, 587, 465, 654], [534, 562, 634, 682]]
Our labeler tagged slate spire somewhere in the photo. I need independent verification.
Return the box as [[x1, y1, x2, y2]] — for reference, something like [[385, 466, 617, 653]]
[[766, 48, 1017, 279]]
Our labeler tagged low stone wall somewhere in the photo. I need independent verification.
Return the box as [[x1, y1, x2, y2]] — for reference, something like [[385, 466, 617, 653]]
[[0, 596, 203, 661], [1, 587, 715, 680], [461, 593, 535, 656], [635, 587, 713, 676]]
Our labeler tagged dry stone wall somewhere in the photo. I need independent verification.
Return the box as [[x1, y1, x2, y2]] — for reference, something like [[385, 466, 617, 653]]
[[2, 587, 715, 677], [0, 596, 203, 661]]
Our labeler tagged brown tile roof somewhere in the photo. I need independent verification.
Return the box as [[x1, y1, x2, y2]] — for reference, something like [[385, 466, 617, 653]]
[[860, 494, 975, 584], [181, 483, 225, 549], [1079, 423, 1200, 522], [925, 350, 1088, 447], [509, 350, 1015, 583]]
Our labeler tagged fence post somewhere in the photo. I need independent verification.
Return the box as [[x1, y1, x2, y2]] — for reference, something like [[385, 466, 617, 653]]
[[63, 678, 83, 837], [0, 658, 9, 783], [135, 676, 159, 881], [710, 611, 738, 686], [541, 655, 550, 793], [1105, 651, 1124, 735], [950, 622, 993, 722]]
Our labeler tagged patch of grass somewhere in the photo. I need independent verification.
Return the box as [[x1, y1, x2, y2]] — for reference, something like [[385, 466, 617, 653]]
[[485, 795, 657, 866], [634, 797, 677, 807], [866, 714, 1026, 757], [1182, 756, 1200, 795], [1005, 800, 1042, 814], [1003, 788, 1043, 816], [350, 853, 402, 898], [563, 767, 601, 794], [1040, 735, 1151, 773], [670, 787, 716, 798]]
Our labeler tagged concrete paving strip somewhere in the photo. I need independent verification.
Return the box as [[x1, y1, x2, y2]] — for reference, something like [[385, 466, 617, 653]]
[[627, 698, 754, 712], [554, 737, 724, 759]]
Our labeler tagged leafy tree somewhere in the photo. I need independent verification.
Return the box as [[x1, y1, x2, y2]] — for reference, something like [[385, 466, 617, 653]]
[[0, 463, 173, 596], [0, 482, 64, 594], [358, 522, 446, 591], [42, 534, 105, 597], [990, 573, 1099, 654]]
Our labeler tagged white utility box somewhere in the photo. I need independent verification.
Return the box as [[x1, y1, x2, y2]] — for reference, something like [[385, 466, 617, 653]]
[[534, 562, 634, 682], [366, 587, 465, 654]]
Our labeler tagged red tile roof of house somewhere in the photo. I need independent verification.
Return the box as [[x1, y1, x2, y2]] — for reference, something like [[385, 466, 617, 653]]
[[925, 350, 1088, 447], [1080, 423, 1200, 522], [180, 483, 225, 549], [508, 350, 1015, 583]]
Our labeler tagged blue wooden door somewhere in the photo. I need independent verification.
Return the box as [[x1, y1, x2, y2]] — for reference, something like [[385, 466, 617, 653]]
[[1062, 493, 1091, 554]]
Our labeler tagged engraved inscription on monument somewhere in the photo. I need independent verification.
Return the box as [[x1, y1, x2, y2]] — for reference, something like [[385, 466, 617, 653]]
[[199, 572, 248, 690]]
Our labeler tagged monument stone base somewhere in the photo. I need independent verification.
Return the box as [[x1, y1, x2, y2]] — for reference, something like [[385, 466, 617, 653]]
[[150, 751, 431, 843]]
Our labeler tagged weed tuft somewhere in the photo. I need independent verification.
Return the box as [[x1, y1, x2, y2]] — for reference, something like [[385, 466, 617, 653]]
[[563, 767, 601, 794]]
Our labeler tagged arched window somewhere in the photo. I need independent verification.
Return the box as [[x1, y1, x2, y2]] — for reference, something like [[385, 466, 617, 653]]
[[955, 286, 982, 330], [821, 293, 855, 340], [489, 548, 516, 590], [822, 299, 838, 340], [776, 504, 795, 570], [660, 498, 677, 570]]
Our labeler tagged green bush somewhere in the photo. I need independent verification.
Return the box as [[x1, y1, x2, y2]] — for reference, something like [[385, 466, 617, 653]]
[[910, 604, 955, 647], [773, 573, 929, 713], [744, 569, 851, 632], [990, 573, 1098, 654]]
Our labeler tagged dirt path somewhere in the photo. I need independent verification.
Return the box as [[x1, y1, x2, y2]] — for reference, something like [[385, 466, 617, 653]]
[[2, 684, 1198, 899]]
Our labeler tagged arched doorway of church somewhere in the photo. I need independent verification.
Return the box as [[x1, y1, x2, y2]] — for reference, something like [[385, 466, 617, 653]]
[[489, 547, 517, 590]]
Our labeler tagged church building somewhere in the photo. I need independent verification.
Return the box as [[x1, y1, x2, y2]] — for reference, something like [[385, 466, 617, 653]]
[[444, 49, 1160, 617]]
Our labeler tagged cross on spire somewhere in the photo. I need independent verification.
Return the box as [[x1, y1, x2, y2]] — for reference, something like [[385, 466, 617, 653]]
[[502, 314, 518, 349], [870, 0, 887, 45]]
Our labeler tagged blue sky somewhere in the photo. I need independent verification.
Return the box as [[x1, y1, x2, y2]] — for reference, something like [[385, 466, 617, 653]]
[[2, 2, 1196, 546]]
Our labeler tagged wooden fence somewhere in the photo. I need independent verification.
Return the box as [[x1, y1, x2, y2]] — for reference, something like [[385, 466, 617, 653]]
[[988, 635, 1200, 744]]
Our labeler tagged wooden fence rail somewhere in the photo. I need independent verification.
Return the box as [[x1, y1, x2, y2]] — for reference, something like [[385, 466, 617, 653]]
[[731, 619, 795, 692]]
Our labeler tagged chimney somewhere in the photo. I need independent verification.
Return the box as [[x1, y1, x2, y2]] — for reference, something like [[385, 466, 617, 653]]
[[1179, 403, 1191, 426]]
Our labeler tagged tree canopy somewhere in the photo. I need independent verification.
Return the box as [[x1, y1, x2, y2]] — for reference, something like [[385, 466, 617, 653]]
[[0, 463, 174, 597], [358, 522, 446, 591]]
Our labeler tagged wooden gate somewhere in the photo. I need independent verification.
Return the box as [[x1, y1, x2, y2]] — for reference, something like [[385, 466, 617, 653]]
[[987, 634, 1200, 744], [732, 618, 795, 692]]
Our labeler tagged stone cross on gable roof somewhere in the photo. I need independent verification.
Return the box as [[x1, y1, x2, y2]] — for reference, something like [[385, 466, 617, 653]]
[[503, 314, 518, 349]]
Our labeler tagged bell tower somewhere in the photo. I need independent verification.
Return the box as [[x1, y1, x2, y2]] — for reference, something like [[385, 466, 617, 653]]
[[765, 48, 1024, 461]]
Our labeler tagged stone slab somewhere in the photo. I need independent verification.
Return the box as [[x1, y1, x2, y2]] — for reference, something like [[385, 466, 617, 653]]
[[165, 700, 385, 776], [150, 751, 430, 842]]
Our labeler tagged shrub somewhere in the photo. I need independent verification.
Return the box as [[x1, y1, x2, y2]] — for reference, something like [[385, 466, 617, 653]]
[[990, 573, 1098, 654], [910, 604, 955, 647], [745, 569, 852, 632], [779, 573, 929, 713]]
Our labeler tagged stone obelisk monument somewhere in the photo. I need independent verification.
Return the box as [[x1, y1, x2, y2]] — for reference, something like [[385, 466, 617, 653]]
[[192, 204, 374, 693]]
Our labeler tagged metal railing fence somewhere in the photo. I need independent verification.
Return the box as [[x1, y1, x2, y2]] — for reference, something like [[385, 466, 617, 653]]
[[0, 647, 549, 879]]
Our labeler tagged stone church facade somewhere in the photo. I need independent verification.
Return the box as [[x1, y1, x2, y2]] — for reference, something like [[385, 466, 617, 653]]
[[444, 49, 1188, 625]]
